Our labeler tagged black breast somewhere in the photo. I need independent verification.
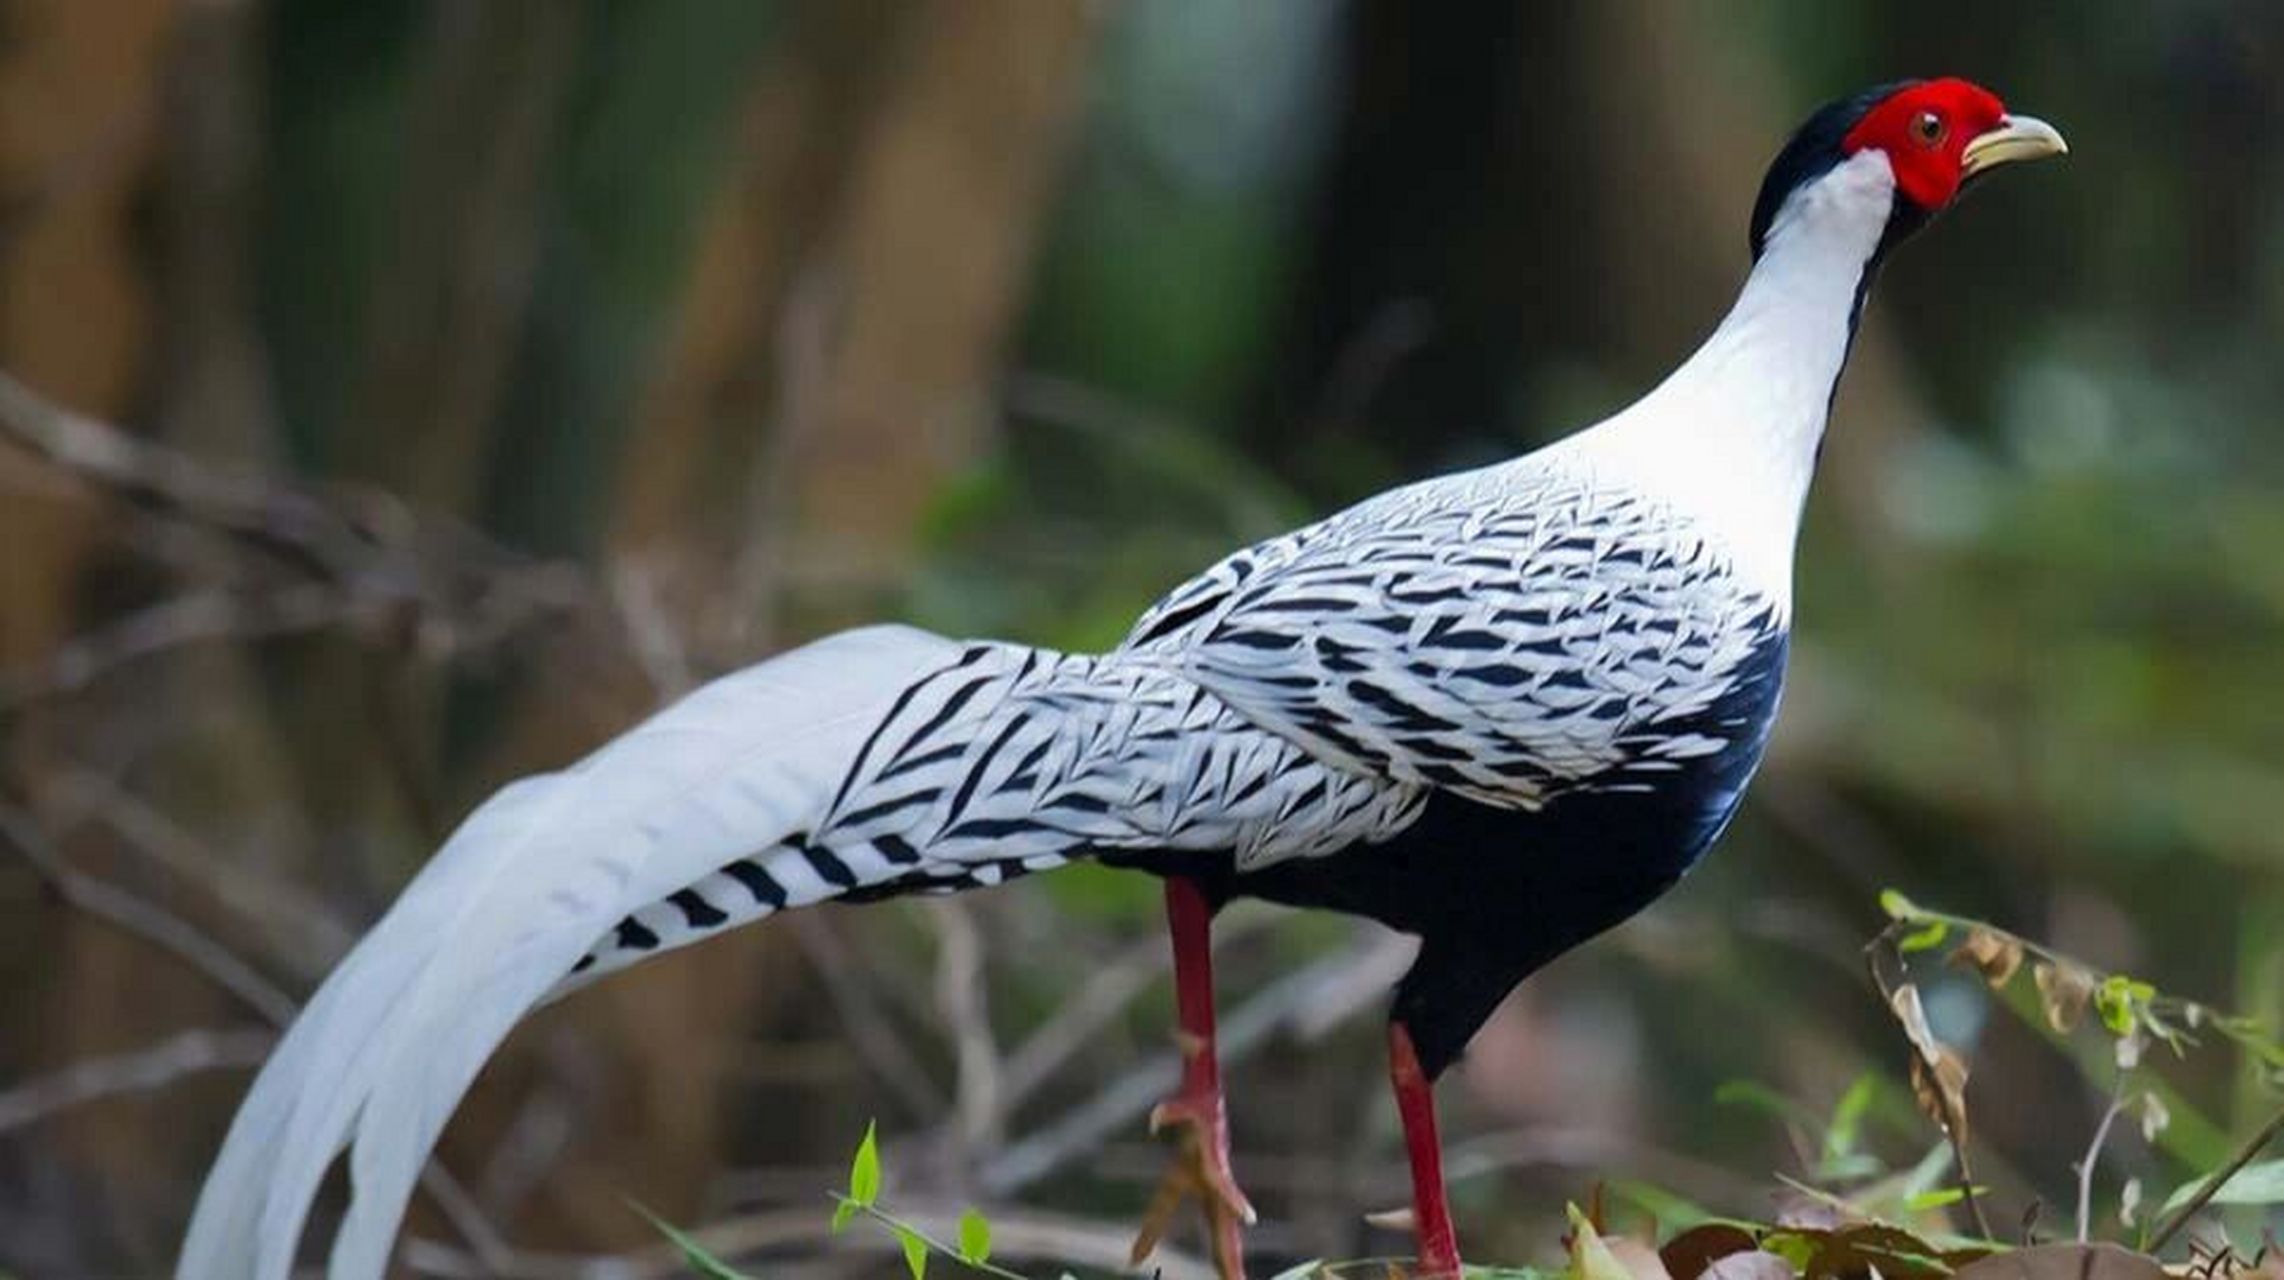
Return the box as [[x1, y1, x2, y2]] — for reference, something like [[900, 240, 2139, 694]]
[[1172, 624, 1791, 1077]]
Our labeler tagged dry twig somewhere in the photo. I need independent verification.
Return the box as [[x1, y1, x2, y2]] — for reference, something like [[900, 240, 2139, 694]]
[[928, 898, 1003, 1161], [0, 802, 516, 1270], [786, 913, 946, 1120], [1, 801, 299, 1026], [0, 1027, 274, 1135], [980, 926, 1414, 1197], [0, 367, 598, 708], [2075, 1081, 2130, 1243]]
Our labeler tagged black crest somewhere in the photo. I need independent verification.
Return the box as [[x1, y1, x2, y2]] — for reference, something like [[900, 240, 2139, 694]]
[[1747, 80, 1921, 261]]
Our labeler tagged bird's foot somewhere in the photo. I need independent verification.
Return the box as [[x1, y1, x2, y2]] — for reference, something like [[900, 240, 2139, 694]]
[[1130, 1088, 1255, 1280]]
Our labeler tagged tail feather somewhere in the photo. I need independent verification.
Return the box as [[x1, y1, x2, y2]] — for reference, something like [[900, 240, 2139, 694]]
[[177, 625, 965, 1280], [179, 622, 1417, 1277]]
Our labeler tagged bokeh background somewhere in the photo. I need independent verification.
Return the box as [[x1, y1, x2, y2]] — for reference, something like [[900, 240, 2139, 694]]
[[1, 2, 2280, 1276]]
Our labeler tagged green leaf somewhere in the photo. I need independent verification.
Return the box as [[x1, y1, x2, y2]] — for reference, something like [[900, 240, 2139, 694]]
[[1761, 1231, 1817, 1270], [1824, 1073, 1878, 1162], [627, 1201, 755, 1280], [1902, 1186, 1978, 1212], [956, 1207, 992, 1266], [831, 1197, 858, 1234], [894, 1223, 929, 1280], [1817, 1152, 1885, 1181], [1899, 920, 1951, 953], [1604, 1177, 1714, 1231], [849, 1121, 881, 1207], [1713, 1079, 1818, 1130], [2159, 1158, 2284, 1214], [1895, 1141, 1958, 1200], [1880, 889, 1922, 921], [2095, 977, 2139, 1036]]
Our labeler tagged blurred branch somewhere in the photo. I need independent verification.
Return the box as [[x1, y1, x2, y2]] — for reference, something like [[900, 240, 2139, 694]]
[[0, 367, 602, 705], [0, 801, 299, 1026], [928, 898, 1003, 1161], [786, 913, 945, 1120], [720, 264, 835, 652], [0, 799, 516, 1269], [607, 558, 700, 700], [1, 582, 358, 710], [475, 1057, 584, 1223], [43, 767, 356, 975], [998, 903, 1278, 1104], [0, 365, 376, 572], [0, 1026, 273, 1135], [980, 925, 1414, 1197]]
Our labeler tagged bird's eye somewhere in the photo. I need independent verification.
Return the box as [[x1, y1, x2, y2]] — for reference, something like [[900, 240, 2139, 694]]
[[1909, 110, 1947, 148]]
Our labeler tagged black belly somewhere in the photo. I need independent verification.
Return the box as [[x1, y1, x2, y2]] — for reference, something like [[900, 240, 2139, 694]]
[[1105, 627, 1789, 1078]]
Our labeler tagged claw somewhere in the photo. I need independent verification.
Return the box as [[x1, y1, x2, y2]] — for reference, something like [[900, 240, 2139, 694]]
[[1148, 1093, 1257, 1225], [1131, 1089, 1255, 1279]]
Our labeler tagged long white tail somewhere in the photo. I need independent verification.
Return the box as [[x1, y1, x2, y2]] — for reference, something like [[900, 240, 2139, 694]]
[[177, 624, 970, 1280], [179, 616, 1414, 1277]]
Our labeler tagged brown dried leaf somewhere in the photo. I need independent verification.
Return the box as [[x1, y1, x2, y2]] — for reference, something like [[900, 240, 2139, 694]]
[[1950, 928, 2024, 989], [2034, 961, 2096, 1034], [1660, 1224, 1760, 1280], [1910, 1046, 1972, 1146], [1890, 985, 1942, 1060], [1948, 1243, 2166, 1280], [1888, 982, 1972, 1144]]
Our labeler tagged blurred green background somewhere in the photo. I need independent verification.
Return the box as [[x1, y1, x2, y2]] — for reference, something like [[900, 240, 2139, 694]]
[[0, 2, 2279, 1275]]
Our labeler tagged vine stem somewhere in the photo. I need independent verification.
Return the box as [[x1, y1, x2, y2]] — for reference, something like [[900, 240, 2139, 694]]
[[2144, 1102, 2284, 1254], [2073, 1081, 2128, 1242], [834, 1195, 1032, 1280]]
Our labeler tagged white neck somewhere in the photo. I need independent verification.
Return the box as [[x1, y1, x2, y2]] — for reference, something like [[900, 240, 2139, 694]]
[[1555, 150, 1898, 610]]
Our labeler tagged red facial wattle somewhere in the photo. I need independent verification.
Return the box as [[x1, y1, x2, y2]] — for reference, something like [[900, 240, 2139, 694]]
[[1841, 78, 2009, 209]]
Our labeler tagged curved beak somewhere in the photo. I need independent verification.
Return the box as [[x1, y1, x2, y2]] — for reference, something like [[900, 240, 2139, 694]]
[[1961, 114, 2068, 179]]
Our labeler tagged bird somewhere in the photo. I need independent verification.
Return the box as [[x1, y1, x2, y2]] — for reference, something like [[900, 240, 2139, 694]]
[[177, 77, 2064, 1280]]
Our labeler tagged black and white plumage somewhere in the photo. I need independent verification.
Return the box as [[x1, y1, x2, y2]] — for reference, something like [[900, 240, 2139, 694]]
[[179, 79, 2064, 1280]]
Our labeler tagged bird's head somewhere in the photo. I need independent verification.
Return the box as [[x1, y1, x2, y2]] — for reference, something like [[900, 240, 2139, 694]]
[[1748, 78, 2067, 261]]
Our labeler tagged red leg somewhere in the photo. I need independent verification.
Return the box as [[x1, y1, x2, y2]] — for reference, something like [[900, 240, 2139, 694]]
[[1130, 877, 1254, 1280], [1388, 1022, 1463, 1278]]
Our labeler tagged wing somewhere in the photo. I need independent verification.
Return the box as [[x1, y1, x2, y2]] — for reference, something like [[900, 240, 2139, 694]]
[[1123, 522, 1324, 650], [1122, 459, 1784, 808]]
